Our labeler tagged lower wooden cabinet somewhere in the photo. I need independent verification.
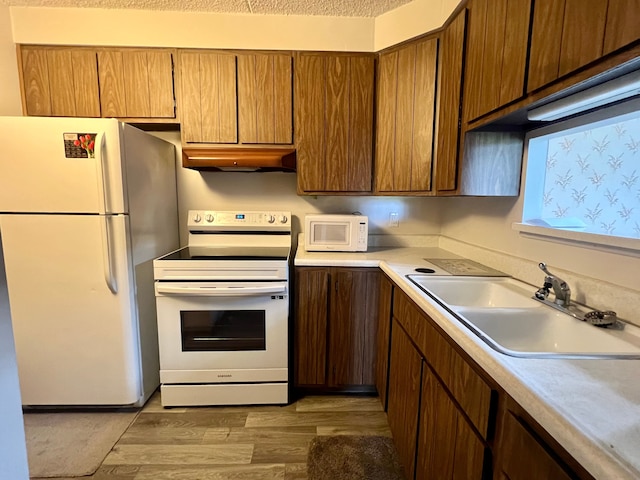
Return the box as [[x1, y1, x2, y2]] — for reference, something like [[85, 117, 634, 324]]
[[417, 366, 486, 480], [387, 314, 489, 480], [375, 274, 394, 409], [386, 320, 422, 479], [380, 276, 596, 480], [294, 267, 380, 391], [497, 411, 572, 480]]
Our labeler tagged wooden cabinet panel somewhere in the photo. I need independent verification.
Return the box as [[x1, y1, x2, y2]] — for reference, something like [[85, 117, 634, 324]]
[[387, 320, 422, 479], [527, 0, 565, 92], [48, 50, 100, 117], [295, 53, 374, 194], [463, 0, 530, 120], [21, 48, 51, 116], [295, 54, 325, 191], [179, 51, 237, 144], [294, 268, 329, 386], [499, 412, 573, 480], [417, 366, 486, 480], [558, 0, 607, 77], [98, 51, 127, 118], [375, 275, 394, 409], [329, 269, 380, 386], [237, 53, 293, 144], [20, 47, 100, 117], [604, 0, 640, 54], [99, 49, 175, 119], [434, 8, 467, 193], [375, 37, 438, 194], [294, 267, 379, 390]]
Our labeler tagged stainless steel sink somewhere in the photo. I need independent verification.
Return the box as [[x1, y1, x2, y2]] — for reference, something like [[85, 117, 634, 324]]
[[407, 275, 640, 359]]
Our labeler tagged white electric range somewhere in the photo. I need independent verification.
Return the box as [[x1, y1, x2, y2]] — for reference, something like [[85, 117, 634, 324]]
[[153, 210, 291, 407]]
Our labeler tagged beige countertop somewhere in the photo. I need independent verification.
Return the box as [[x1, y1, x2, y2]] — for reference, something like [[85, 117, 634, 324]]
[[294, 244, 640, 480]]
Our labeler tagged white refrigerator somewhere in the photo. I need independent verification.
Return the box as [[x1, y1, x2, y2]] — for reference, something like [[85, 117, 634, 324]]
[[0, 117, 179, 407]]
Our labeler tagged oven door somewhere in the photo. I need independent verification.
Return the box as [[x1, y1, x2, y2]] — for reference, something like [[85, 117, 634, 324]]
[[155, 281, 288, 384]]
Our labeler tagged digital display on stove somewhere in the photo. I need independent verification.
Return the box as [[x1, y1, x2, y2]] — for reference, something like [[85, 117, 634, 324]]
[[236, 214, 245, 219]]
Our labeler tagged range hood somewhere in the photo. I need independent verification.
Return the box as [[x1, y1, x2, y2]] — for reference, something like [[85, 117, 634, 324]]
[[182, 147, 296, 172]]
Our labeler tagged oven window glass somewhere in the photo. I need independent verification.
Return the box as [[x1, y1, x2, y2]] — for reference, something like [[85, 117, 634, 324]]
[[180, 310, 266, 351]]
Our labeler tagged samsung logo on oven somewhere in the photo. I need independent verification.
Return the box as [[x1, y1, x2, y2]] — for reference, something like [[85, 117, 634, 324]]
[[217, 374, 233, 378]]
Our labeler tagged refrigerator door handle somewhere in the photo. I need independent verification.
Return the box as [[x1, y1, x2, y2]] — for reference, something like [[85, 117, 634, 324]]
[[94, 131, 109, 214], [100, 216, 118, 294]]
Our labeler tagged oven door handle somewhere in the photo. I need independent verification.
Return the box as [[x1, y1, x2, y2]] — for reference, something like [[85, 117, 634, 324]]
[[155, 284, 287, 296]]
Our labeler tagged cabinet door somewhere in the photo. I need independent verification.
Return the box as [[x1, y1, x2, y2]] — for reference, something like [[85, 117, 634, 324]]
[[375, 37, 438, 194], [328, 268, 380, 387], [604, 0, 640, 55], [434, 9, 467, 194], [375, 275, 394, 409], [295, 53, 374, 193], [528, 0, 608, 92], [417, 366, 486, 480], [179, 51, 238, 144], [20, 46, 100, 117], [463, 0, 530, 120], [294, 268, 329, 387], [237, 53, 293, 144], [98, 49, 175, 119], [499, 412, 573, 480], [387, 320, 422, 479]]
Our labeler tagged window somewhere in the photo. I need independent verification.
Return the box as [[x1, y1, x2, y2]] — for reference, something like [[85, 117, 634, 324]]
[[518, 98, 640, 252]]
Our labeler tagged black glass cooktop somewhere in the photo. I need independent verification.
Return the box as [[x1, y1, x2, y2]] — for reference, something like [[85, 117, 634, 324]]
[[158, 246, 290, 261]]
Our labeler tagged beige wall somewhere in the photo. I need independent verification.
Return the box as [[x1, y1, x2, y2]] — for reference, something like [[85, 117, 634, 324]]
[[0, 7, 22, 116]]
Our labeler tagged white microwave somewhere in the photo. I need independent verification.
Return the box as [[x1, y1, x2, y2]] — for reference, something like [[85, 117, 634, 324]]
[[304, 214, 368, 252]]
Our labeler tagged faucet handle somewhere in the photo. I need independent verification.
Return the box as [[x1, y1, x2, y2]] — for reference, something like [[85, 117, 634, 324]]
[[539, 262, 551, 275]]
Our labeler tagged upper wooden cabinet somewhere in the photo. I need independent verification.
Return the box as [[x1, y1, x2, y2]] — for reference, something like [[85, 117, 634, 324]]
[[178, 51, 238, 144], [463, 0, 531, 122], [603, 0, 640, 55], [178, 50, 293, 145], [295, 52, 375, 194], [98, 49, 175, 119], [237, 53, 293, 144], [434, 8, 468, 194], [19, 46, 100, 117], [18, 45, 176, 121], [527, 0, 640, 93], [375, 37, 438, 194]]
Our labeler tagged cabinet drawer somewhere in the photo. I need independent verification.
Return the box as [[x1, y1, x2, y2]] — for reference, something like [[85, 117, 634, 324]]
[[393, 290, 494, 439]]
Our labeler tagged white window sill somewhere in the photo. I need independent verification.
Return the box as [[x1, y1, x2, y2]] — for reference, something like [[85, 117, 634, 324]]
[[512, 222, 640, 257]]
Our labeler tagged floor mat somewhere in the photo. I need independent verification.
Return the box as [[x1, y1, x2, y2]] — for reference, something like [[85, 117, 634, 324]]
[[24, 410, 138, 478]]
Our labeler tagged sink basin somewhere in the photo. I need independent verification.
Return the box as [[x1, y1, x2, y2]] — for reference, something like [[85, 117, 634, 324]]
[[407, 274, 640, 359], [456, 307, 640, 358], [407, 275, 539, 308]]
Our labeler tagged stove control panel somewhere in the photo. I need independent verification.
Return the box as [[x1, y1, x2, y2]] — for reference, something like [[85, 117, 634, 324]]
[[188, 210, 292, 231]]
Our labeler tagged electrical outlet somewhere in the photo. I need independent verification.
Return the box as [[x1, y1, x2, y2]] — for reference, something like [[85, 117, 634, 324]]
[[389, 212, 399, 227]]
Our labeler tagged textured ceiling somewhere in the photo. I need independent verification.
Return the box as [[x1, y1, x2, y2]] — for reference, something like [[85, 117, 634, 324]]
[[1, 0, 414, 17]]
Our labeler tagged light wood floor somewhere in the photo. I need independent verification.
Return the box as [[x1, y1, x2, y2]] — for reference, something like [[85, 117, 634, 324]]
[[43, 392, 392, 480]]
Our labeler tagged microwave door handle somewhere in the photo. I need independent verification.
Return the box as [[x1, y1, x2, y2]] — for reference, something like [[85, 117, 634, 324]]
[[155, 284, 286, 296]]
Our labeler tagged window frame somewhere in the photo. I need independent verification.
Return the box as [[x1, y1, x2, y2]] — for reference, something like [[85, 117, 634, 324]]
[[513, 97, 640, 257]]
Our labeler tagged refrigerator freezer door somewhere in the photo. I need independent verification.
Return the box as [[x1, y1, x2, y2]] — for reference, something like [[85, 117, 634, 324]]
[[0, 117, 126, 214], [0, 214, 144, 406]]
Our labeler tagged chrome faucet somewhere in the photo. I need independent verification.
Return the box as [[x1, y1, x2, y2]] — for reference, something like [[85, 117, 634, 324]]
[[535, 262, 571, 306]]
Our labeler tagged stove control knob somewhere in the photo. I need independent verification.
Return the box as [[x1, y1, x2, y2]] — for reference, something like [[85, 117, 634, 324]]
[[205, 214, 214, 223], [279, 215, 288, 224], [267, 215, 276, 224], [193, 213, 202, 223]]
